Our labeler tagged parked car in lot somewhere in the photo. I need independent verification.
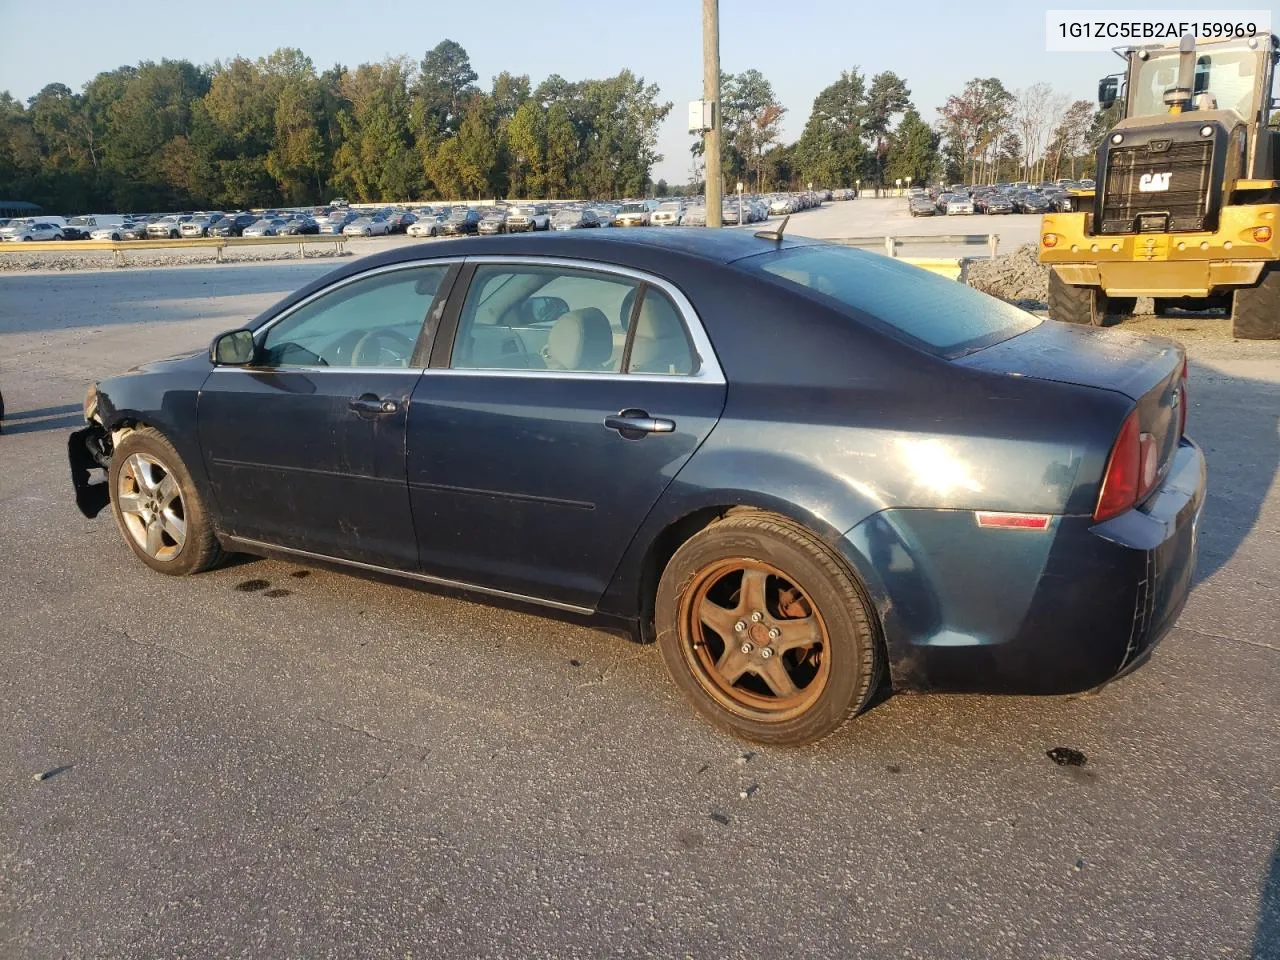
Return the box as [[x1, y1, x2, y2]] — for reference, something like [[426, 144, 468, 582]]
[[978, 194, 1014, 215], [244, 218, 290, 238], [651, 201, 684, 226], [63, 215, 127, 240], [121, 220, 151, 240], [614, 201, 655, 227], [407, 216, 443, 238], [945, 196, 975, 215], [279, 216, 320, 236], [342, 216, 392, 237], [1012, 192, 1051, 215], [439, 207, 482, 236], [551, 207, 600, 230], [505, 204, 551, 232], [478, 209, 509, 235], [180, 213, 226, 237], [208, 213, 260, 237], [147, 215, 192, 239], [908, 195, 937, 217], [69, 229, 1204, 746], [681, 205, 708, 226], [1, 220, 65, 241]]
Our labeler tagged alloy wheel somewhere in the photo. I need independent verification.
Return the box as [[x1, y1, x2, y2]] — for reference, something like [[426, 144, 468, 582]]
[[116, 453, 186, 561], [679, 559, 831, 722]]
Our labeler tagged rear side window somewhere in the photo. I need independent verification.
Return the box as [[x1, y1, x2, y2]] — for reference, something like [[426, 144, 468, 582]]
[[738, 245, 1039, 355]]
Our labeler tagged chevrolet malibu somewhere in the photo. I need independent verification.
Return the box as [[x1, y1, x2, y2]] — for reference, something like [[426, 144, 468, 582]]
[[69, 229, 1204, 745]]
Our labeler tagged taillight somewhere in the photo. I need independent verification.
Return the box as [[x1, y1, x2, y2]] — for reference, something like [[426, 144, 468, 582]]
[[1095, 411, 1140, 521]]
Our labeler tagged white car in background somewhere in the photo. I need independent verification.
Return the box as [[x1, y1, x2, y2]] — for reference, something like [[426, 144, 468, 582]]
[[504, 204, 551, 232], [407, 216, 443, 238], [1, 220, 64, 242], [651, 201, 683, 226], [613, 200, 656, 227], [945, 196, 975, 215], [342, 216, 392, 237]]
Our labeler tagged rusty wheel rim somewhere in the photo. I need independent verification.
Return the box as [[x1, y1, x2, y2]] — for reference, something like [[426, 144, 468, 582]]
[[679, 559, 831, 722]]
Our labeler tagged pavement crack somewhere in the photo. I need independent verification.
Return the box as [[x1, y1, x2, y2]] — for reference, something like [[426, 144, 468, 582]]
[[320, 717, 432, 752], [1181, 624, 1277, 652], [575, 650, 648, 689], [112, 628, 239, 677]]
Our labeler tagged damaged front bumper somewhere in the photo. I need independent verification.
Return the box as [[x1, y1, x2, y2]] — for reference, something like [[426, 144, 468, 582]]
[[68, 422, 111, 518]]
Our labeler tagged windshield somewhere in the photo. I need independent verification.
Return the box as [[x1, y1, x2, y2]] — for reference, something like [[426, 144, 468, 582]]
[[737, 244, 1039, 356], [620, 203, 648, 213], [1130, 43, 1262, 118]]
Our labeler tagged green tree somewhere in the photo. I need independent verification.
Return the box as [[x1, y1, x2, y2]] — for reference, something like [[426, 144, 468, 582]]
[[884, 108, 939, 185], [507, 99, 546, 197], [795, 68, 868, 188], [863, 71, 910, 185], [414, 40, 478, 137]]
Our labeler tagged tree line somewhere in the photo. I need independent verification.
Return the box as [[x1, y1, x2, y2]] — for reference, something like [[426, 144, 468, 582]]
[[0, 41, 671, 213], [0, 39, 1108, 215]]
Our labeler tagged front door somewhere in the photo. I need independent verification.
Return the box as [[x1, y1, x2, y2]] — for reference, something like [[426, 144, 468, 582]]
[[408, 260, 726, 609], [199, 263, 453, 568]]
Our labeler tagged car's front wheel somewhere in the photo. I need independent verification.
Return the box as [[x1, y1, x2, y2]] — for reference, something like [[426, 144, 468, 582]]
[[655, 512, 883, 746], [109, 427, 221, 576]]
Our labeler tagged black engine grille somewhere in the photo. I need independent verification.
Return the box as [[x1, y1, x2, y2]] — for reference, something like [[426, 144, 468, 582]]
[[1099, 140, 1212, 234]]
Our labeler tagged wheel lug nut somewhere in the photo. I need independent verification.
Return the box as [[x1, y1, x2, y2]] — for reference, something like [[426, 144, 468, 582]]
[[750, 611, 763, 623], [740, 642, 754, 655], [767, 627, 780, 640], [760, 647, 774, 659], [734, 621, 746, 633]]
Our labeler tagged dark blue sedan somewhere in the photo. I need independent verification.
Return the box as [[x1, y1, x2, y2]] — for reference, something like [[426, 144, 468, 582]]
[[69, 229, 1205, 745]]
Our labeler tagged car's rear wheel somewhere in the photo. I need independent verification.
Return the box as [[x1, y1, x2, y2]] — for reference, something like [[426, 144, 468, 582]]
[[655, 513, 883, 746], [109, 427, 221, 576]]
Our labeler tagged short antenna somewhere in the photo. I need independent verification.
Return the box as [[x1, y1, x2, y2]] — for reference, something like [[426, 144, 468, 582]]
[[754, 214, 789, 243]]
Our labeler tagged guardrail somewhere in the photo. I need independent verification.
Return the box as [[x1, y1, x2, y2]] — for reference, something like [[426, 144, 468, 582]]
[[0, 234, 347, 265], [831, 233, 1000, 259]]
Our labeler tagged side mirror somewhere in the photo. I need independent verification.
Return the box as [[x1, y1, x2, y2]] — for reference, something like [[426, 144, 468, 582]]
[[210, 329, 256, 366], [1098, 76, 1119, 110]]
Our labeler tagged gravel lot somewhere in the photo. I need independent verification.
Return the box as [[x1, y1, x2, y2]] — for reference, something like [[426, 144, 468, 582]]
[[1, 250, 1277, 959]]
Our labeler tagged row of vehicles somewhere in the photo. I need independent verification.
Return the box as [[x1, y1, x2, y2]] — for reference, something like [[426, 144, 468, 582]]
[[907, 179, 1098, 217], [0, 187, 837, 245]]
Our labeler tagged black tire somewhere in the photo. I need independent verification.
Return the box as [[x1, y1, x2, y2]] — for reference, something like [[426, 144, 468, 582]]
[[1153, 297, 1176, 317], [1231, 265, 1280, 339], [655, 512, 883, 746], [1047, 270, 1131, 326], [108, 426, 222, 576]]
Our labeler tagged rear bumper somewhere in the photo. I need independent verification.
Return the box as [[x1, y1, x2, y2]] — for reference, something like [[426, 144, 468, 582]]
[[839, 439, 1205, 695]]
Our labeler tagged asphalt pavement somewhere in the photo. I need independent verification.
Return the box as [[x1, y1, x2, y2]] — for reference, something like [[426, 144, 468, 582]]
[[0, 247, 1277, 959]]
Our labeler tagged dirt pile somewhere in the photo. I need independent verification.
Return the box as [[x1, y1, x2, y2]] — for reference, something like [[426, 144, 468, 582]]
[[967, 243, 1049, 309]]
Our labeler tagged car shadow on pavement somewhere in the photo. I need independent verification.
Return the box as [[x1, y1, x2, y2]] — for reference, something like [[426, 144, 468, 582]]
[[1, 404, 83, 436], [1188, 362, 1280, 585], [1255, 836, 1279, 959]]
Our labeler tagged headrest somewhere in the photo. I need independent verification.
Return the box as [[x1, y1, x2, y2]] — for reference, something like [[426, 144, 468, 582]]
[[547, 308, 614, 370], [632, 293, 684, 341]]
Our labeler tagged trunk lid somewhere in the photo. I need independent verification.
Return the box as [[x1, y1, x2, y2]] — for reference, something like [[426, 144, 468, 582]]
[[958, 320, 1186, 488]]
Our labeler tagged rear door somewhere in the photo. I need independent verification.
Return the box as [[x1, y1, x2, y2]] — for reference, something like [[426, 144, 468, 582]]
[[407, 257, 727, 610]]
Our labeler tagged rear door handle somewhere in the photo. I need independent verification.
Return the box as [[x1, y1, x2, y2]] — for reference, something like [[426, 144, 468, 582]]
[[349, 394, 399, 416], [604, 409, 676, 437]]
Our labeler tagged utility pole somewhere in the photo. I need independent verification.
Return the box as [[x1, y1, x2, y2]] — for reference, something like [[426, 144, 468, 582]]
[[703, 0, 722, 227]]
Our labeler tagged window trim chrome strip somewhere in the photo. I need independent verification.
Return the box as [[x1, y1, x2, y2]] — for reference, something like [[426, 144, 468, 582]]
[[221, 535, 595, 616]]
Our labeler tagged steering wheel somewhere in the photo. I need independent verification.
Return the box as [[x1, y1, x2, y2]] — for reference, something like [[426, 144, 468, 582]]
[[351, 328, 416, 367]]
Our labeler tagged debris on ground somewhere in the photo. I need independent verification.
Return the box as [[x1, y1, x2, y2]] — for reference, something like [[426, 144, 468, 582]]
[[1046, 747, 1088, 767], [967, 243, 1050, 310]]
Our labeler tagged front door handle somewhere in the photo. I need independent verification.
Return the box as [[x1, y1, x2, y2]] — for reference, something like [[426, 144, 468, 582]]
[[604, 409, 676, 438], [349, 394, 398, 416]]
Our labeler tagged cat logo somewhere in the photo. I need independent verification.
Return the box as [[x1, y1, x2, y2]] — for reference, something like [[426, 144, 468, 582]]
[[1138, 172, 1172, 192]]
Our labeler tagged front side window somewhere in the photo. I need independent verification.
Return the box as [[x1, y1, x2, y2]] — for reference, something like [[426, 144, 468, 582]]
[[259, 265, 448, 369], [450, 264, 697, 376]]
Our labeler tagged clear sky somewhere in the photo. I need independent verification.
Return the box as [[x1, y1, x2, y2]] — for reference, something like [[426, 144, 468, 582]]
[[0, 0, 1213, 183]]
